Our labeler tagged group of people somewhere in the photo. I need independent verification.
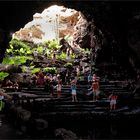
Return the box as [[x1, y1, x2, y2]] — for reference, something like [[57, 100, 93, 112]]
[[31, 72, 63, 98], [30, 71, 118, 110], [69, 73, 118, 110], [0, 71, 118, 111], [87, 74, 118, 110]]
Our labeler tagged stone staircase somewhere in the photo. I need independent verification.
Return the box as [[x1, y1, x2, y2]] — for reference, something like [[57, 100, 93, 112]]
[[100, 81, 132, 96], [3, 80, 140, 136], [6, 80, 132, 102], [4, 80, 135, 119]]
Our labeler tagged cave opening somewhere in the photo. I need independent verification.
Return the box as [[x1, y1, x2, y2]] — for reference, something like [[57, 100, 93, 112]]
[[0, 2, 138, 81]]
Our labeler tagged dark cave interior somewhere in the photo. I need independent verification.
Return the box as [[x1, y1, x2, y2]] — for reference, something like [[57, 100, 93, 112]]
[[1, 2, 140, 139]]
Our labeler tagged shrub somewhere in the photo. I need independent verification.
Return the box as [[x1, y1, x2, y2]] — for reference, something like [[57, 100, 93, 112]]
[[64, 63, 73, 69], [31, 68, 41, 74], [0, 72, 9, 81], [43, 67, 57, 74], [56, 52, 67, 60], [7, 39, 32, 56], [2, 56, 32, 65], [46, 40, 61, 51]]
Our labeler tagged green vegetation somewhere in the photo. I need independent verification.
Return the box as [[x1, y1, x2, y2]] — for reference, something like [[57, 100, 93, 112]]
[[1, 37, 81, 82], [21, 66, 28, 73], [64, 62, 73, 69], [5, 38, 76, 64], [21, 66, 57, 74], [43, 67, 57, 74], [44, 40, 61, 51], [56, 52, 67, 60], [81, 48, 90, 54], [70, 53, 76, 59], [31, 68, 41, 74], [7, 39, 32, 56], [2, 56, 32, 65], [64, 35, 73, 42], [0, 72, 9, 81], [36, 45, 45, 54]]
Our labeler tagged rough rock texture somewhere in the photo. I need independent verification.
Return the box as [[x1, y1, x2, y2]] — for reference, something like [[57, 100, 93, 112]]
[[0, 64, 22, 73], [127, 15, 140, 67], [0, 29, 10, 63], [55, 128, 78, 140], [13, 5, 92, 49]]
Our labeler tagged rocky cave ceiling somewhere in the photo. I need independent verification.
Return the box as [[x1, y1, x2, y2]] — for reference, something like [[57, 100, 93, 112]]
[[13, 5, 89, 47], [1, 1, 140, 69]]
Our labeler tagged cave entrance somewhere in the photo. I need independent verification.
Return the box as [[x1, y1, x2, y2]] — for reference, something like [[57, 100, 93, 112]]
[[1, 5, 99, 85], [13, 5, 91, 49]]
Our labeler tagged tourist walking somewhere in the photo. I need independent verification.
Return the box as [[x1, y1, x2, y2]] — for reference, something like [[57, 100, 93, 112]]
[[0, 92, 4, 111], [87, 74, 100, 101], [92, 79, 100, 101], [88, 73, 92, 87], [37, 71, 45, 86], [57, 78, 62, 98], [49, 79, 54, 98], [109, 92, 118, 111], [71, 78, 78, 102]]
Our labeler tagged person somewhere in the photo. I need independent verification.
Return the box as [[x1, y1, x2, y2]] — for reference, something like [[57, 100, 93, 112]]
[[87, 76, 100, 100], [31, 73, 38, 86], [52, 53, 56, 63], [37, 71, 45, 86], [88, 73, 92, 86], [66, 49, 71, 61], [56, 79, 62, 98], [92, 73, 99, 81], [5, 80, 13, 88], [109, 92, 118, 111], [0, 88, 12, 111], [91, 78, 100, 101], [49, 79, 54, 98], [13, 81, 19, 91], [71, 78, 77, 102], [0, 91, 4, 111]]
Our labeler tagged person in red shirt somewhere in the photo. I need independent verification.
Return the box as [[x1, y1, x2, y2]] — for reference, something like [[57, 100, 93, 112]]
[[37, 71, 45, 86], [109, 92, 118, 111]]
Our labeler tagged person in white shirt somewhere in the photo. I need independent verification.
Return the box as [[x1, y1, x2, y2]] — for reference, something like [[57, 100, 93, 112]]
[[57, 78, 62, 98]]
